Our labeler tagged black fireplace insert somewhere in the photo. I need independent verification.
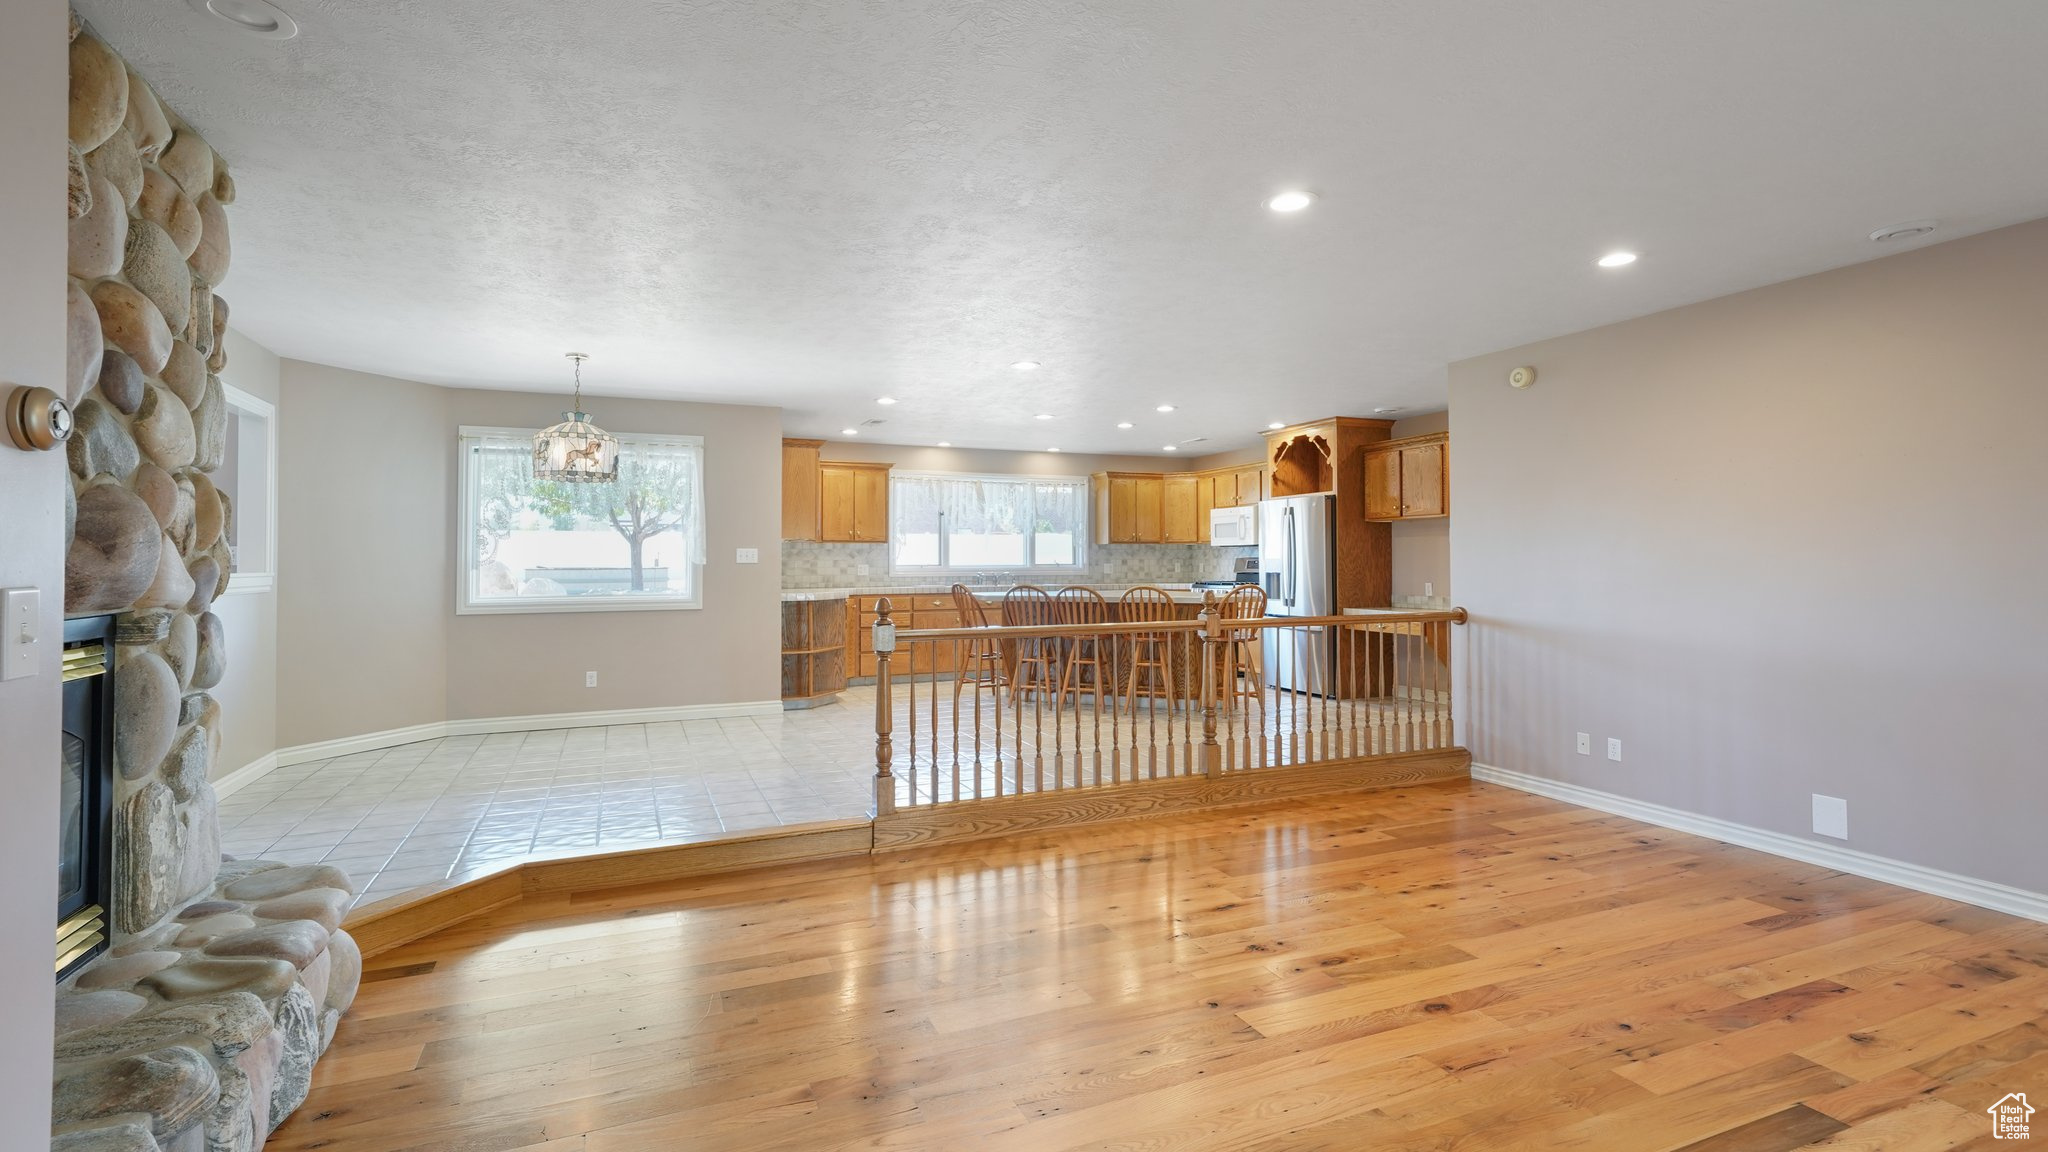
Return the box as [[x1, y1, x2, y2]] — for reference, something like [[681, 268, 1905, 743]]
[[58, 614, 114, 981]]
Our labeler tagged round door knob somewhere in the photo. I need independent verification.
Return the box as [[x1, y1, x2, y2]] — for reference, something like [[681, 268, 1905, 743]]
[[6, 386, 73, 452]]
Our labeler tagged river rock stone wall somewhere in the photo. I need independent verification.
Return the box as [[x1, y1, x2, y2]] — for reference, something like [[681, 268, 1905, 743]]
[[55, 15, 356, 1151]]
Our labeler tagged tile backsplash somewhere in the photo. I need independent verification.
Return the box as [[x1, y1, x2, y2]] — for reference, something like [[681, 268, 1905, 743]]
[[782, 541, 1257, 589]]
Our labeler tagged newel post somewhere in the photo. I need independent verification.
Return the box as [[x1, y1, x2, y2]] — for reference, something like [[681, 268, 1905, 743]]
[[873, 597, 897, 816], [1198, 590, 1222, 778]]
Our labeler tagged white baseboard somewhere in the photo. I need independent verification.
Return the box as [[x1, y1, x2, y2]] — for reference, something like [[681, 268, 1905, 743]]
[[218, 700, 784, 794], [212, 751, 278, 799], [1472, 763, 2048, 924]]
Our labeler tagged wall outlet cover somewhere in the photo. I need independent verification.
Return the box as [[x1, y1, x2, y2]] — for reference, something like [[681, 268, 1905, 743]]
[[1812, 794, 1849, 840], [1576, 732, 1591, 755], [1606, 737, 1622, 762], [585, 671, 598, 688], [736, 547, 759, 564], [1, 587, 39, 682]]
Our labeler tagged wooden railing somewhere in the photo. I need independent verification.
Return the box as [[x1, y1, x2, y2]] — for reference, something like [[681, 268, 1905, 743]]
[[869, 593, 1468, 836]]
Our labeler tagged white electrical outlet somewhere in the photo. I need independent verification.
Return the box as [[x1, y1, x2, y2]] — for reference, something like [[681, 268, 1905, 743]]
[[1812, 794, 1849, 839], [1, 587, 39, 682], [856, 562, 871, 577], [585, 671, 598, 688], [735, 547, 759, 564], [1606, 737, 1622, 762], [1424, 581, 1435, 600], [1576, 732, 1590, 755]]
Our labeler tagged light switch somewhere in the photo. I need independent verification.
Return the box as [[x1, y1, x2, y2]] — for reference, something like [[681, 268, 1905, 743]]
[[1, 587, 40, 681], [735, 548, 760, 564]]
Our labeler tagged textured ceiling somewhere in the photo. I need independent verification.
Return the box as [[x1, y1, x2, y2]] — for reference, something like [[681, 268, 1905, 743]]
[[77, 0, 2048, 455]]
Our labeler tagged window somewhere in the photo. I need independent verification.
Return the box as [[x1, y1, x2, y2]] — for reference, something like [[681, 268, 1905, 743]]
[[216, 384, 275, 594], [458, 427, 706, 614], [890, 473, 1088, 574]]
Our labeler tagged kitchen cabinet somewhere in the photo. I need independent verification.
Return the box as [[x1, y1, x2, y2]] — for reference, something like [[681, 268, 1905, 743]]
[[781, 439, 823, 540], [846, 593, 959, 679], [1232, 466, 1266, 506], [1162, 474, 1201, 543], [1363, 432, 1448, 521], [779, 598, 845, 706], [818, 461, 892, 542], [1094, 472, 1164, 544]]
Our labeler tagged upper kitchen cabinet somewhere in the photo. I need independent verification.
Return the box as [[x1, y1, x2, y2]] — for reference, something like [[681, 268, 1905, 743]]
[[781, 439, 824, 540], [1094, 472, 1165, 544], [1162, 474, 1201, 543], [1363, 432, 1449, 520], [818, 460, 892, 542]]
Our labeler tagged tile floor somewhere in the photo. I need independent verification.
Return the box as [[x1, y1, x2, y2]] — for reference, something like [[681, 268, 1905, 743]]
[[219, 696, 883, 908]]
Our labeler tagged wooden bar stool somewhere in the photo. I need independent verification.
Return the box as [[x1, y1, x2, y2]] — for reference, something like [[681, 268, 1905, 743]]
[[950, 583, 1006, 705], [1001, 585, 1059, 704], [1220, 584, 1268, 709], [1053, 586, 1110, 709], [1118, 586, 1178, 713]]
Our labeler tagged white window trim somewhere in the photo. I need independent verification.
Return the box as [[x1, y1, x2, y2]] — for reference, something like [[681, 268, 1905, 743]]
[[887, 469, 1091, 578], [219, 383, 276, 596], [456, 424, 706, 616]]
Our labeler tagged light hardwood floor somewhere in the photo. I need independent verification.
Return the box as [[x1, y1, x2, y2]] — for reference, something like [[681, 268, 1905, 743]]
[[271, 780, 2048, 1150]]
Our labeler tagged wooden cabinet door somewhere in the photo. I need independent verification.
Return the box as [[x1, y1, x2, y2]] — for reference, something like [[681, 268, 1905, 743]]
[[1162, 474, 1200, 543], [1106, 476, 1138, 542], [853, 465, 889, 540], [1400, 443, 1445, 517], [1233, 467, 1265, 507], [1194, 473, 1217, 541], [1131, 474, 1164, 542], [781, 440, 821, 540], [819, 464, 858, 541], [1363, 449, 1403, 520]]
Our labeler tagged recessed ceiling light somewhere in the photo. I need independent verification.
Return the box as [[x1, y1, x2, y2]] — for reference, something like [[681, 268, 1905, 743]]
[[1597, 251, 1638, 268], [840, 428, 858, 436], [1267, 190, 1317, 213], [875, 396, 897, 405], [1034, 413, 1054, 420], [1870, 220, 1938, 242], [1155, 404, 1176, 413], [1267, 421, 1285, 430], [1115, 421, 1134, 430], [936, 441, 951, 447], [1373, 406, 1401, 414], [1047, 447, 1061, 453], [185, 0, 299, 38], [1162, 445, 1179, 452], [1012, 360, 1041, 371]]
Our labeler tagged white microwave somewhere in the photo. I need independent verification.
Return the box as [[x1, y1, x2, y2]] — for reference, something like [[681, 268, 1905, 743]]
[[1209, 505, 1258, 546]]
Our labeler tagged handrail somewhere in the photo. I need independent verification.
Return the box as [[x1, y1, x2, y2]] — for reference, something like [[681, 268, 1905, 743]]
[[893, 606, 1467, 642]]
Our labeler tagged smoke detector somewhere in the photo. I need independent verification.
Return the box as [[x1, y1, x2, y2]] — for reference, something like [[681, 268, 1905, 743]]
[[185, 0, 299, 39], [1869, 221, 1937, 243]]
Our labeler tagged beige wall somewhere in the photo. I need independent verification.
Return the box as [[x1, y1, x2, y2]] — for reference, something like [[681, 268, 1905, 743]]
[[277, 364, 783, 746], [442, 388, 782, 721], [1450, 217, 2048, 892], [0, 0, 66, 1132], [208, 328, 279, 775], [277, 362, 451, 746], [1390, 410, 1450, 601]]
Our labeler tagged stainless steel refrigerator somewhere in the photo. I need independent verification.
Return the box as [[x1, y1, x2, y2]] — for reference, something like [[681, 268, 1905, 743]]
[[1257, 494, 1336, 695]]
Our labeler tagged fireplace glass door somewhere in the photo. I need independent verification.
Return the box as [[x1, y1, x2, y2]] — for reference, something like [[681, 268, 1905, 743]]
[[58, 617, 113, 980]]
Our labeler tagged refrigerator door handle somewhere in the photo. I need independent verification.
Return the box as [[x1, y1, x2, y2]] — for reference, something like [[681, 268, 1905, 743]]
[[1284, 507, 1297, 607]]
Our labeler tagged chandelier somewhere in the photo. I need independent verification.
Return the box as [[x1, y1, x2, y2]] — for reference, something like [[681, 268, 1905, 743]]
[[533, 353, 619, 484]]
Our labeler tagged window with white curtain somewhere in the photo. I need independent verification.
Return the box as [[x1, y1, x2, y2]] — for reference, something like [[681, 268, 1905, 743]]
[[457, 427, 707, 613], [890, 473, 1088, 574]]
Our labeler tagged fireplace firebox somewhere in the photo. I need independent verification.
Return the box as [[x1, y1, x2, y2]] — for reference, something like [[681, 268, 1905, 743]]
[[58, 615, 114, 981]]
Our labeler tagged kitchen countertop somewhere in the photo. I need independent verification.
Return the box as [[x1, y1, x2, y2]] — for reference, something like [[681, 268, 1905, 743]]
[[780, 584, 1220, 605]]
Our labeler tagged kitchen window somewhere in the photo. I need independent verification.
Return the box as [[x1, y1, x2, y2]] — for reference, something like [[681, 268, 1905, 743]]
[[890, 473, 1088, 574], [457, 427, 706, 613]]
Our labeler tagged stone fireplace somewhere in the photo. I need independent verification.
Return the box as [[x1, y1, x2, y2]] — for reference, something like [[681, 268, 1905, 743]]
[[51, 14, 360, 1151]]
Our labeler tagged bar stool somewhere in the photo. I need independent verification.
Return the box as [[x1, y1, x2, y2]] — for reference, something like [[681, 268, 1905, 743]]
[[950, 583, 1006, 705], [1118, 586, 1178, 713], [1053, 586, 1110, 709], [1001, 585, 1059, 704], [1220, 584, 1268, 709]]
